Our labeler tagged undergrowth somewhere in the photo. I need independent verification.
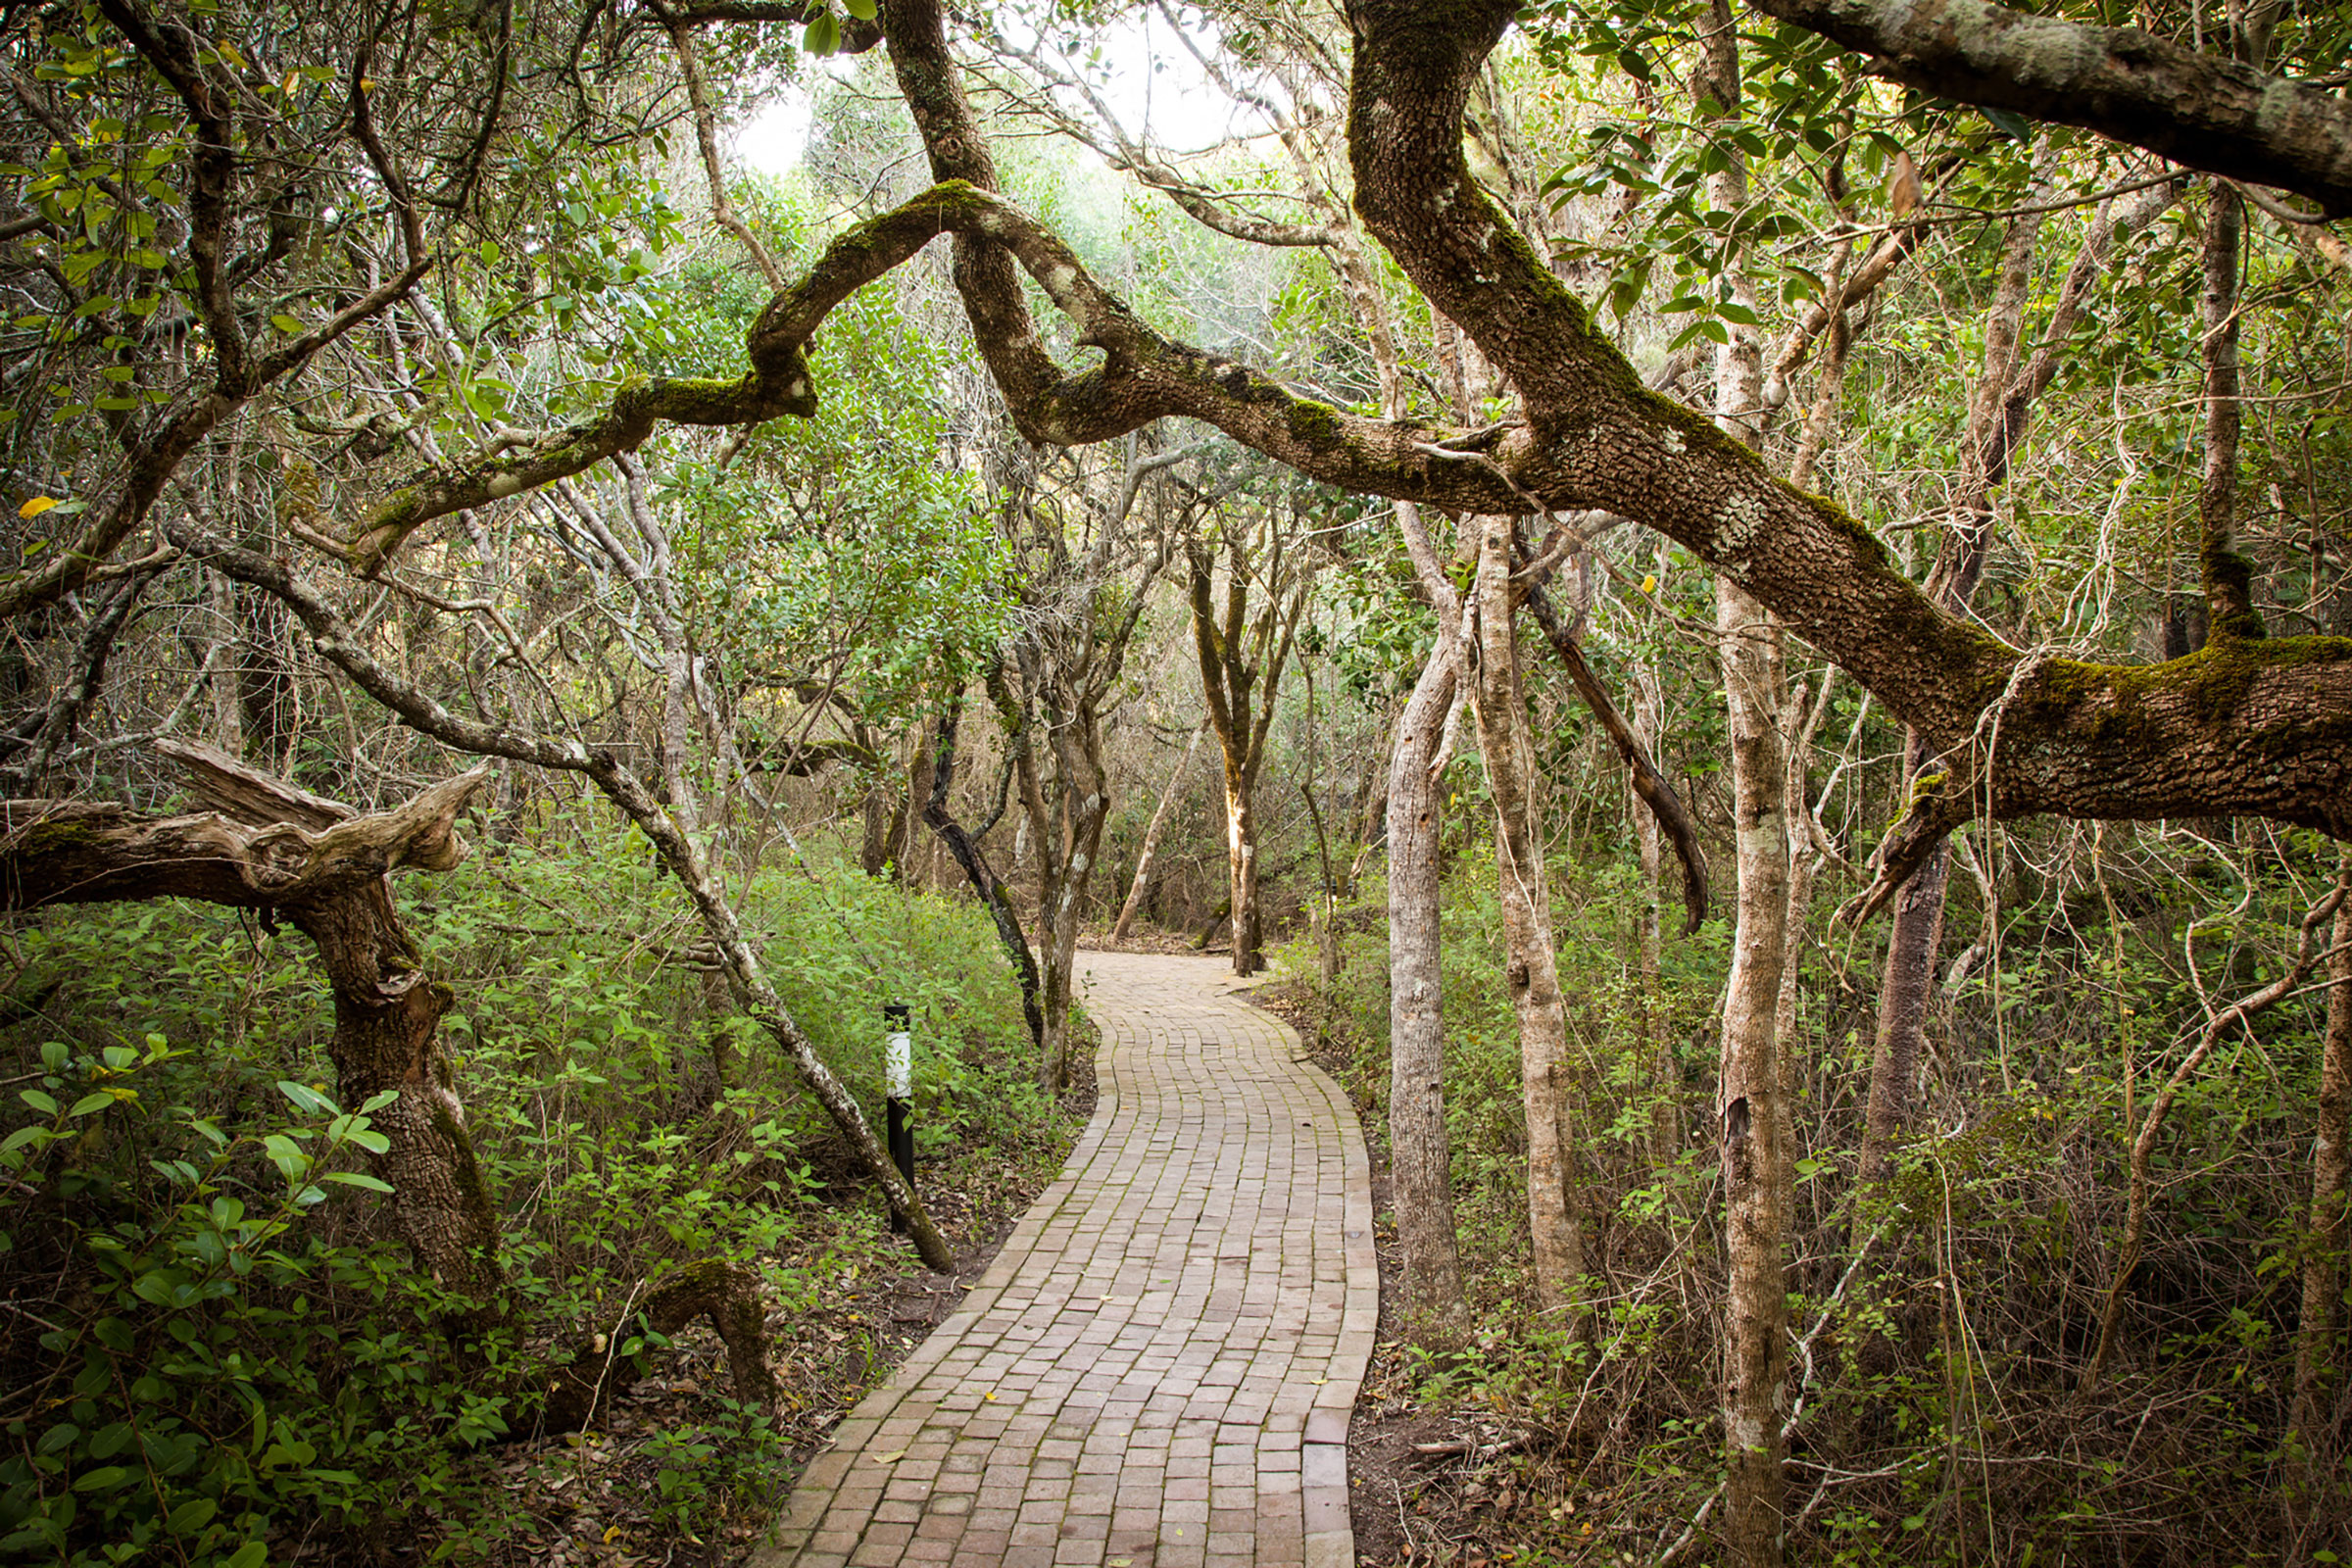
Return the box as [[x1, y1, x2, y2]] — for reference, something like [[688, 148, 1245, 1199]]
[[0, 810, 1080, 1566], [1277, 828, 2350, 1566]]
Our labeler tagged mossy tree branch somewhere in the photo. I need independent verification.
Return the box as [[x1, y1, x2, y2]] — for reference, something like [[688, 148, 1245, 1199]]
[[1749, 0, 2352, 218]]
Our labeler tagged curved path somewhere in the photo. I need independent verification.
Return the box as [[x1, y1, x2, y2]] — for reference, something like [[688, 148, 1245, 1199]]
[[755, 951, 1377, 1568]]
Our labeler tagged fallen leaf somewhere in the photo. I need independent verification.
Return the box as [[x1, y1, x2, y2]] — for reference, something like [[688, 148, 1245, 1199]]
[[17, 497, 56, 519], [870, 1449, 906, 1466]]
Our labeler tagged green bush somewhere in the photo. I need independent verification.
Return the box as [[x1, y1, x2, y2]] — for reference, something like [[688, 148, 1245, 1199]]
[[0, 810, 1061, 1564]]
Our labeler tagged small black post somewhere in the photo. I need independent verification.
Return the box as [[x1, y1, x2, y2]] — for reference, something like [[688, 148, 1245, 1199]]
[[885, 1002, 913, 1234]]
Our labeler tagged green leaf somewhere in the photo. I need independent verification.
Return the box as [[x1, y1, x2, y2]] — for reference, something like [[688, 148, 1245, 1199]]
[[167, 1498, 219, 1533], [276, 1080, 337, 1116], [1982, 106, 2034, 142], [67, 1092, 112, 1118], [72, 1466, 129, 1492], [270, 314, 302, 334], [19, 1088, 58, 1115], [324, 1171, 394, 1194], [843, 0, 876, 16], [805, 10, 840, 54], [226, 1541, 268, 1568], [262, 1134, 310, 1179]]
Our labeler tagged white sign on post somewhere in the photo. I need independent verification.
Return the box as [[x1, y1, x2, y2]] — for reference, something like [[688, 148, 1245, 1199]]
[[887, 1028, 912, 1100]]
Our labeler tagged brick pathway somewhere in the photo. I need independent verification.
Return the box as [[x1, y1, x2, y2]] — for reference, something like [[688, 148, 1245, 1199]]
[[753, 950, 1377, 1568]]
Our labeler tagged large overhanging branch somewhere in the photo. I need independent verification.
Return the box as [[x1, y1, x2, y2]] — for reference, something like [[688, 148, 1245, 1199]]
[[346, 179, 1501, 575], [355, 0, 2352, 857], [1746, 0, 2352, 218], [1327, 0, 2351, 847], [0, 756, 488, 912]]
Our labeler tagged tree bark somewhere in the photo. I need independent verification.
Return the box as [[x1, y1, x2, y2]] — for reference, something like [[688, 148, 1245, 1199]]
[[3, 743, 504, 1303], [2291, 886, 2352, 1514], [919, 695, 1047, 1051], [1746, 0, 2352, 217], [2199, 181, 2261, 639], [1697, 11, 1793, 1558], [1111, 720, 1206, 943], [1469, 517, 1586, 1322], [1716, 574, 1794, 1568], [1386, 514, 1470, 1333]]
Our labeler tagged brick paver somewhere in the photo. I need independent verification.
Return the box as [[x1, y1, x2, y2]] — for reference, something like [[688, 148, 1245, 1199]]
[[753, 951, 1377, 1568]]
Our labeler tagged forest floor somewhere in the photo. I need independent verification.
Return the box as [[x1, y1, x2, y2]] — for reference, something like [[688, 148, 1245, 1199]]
[[1247, 980, 1581, 1568], [468, 1045, 1101, 1568]]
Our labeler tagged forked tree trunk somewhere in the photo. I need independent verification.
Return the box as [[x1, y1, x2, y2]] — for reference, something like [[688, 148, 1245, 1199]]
[[1468, 517, 1586, 1322], [1111, 720, 1205, 943], [1190, 540, 1306, 976], [1386, 606, 1469, 1334], [4, 742, 504, 1303]]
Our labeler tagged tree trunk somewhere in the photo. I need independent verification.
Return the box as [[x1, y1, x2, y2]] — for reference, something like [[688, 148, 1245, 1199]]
[[1033, 719, 1109, 1089], [288, 886, 504, 1307], [918, 698, 1046, 1051], [1716, 576, 1794, 1568], [1111, 720, 1205, 943], [1189, 538, 1307, 977], [2291, 886, 2352, 1524], [1695, 9, 1792, 1557], [1222, 761, 1263, 973], [1858, 819, 1950, 1189], [3, 743, 506, 1303], [1469, 516, 1586, 1322], [1387, 609, 1470, 1335]]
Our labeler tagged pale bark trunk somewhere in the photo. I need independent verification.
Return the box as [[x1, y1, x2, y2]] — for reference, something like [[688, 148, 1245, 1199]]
[[1387, 604, 1469, 1334], [1716, 575, 1793, 1568], [1699, 9, 1792, 1558], [1034, 716, 1110, 1091], [2291, 890, 2352, 1523], [1111, 720, 1205, 942], [1469, 516, 1586, 1322], [1223, 762, 1264, 973]]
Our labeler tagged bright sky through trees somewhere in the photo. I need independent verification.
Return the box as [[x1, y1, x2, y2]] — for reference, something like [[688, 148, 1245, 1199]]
[[734, 8, 1270, 174]]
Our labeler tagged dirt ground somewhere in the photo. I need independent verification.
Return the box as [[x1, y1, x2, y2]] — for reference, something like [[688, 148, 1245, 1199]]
[[1244, 981, 1560, 1568]]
